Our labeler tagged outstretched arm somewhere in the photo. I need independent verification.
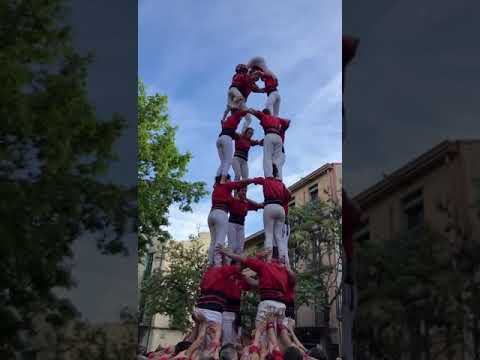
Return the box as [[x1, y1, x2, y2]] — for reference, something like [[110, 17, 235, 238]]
[[227, 177, 263, 191], [247, 108, 264, 120], [287, 324, 307, 353], [247, 199, 264, 210], [217, 245, 247, 263], [186, 320, 208, 360]]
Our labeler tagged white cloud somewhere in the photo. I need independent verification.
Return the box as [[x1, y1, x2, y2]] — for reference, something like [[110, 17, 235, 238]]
[[167, 200, 212, 241]]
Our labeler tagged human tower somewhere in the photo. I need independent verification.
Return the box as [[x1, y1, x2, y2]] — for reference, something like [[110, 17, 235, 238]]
[[150, 57, 313, 360]]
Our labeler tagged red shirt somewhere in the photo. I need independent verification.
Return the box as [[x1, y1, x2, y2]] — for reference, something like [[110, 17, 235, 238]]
[[211, 181, 251, 211], [231, 73, 259, 99], [197, 265, 239, 312], [261, 73, 279, 94], [243, 258, 288, 302], [256, 177, 291, 206], [221, 110, 247, 137], [252, 111, 289, 135], [224, 274, 251, 313], [234, 134, 260, 160], [271, 350, 284, 360], [229, 198, 262, 225]]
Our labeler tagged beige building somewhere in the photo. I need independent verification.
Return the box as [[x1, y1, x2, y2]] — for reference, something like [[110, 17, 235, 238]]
[[352, 140, 480, 360], [352, 140, 480, 247], [244, 163, 343, 350], [138, 232, 210, 352]]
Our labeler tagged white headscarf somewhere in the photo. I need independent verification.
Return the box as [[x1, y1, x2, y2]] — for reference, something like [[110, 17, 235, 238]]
[[247, 56, 276, 78]]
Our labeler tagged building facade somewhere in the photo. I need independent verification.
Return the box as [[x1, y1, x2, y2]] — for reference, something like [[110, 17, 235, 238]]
[[244, 163, 343, 353], [352, 140, 480, 360], [352, 140, 480, 248], [138, 232, 210, 352]]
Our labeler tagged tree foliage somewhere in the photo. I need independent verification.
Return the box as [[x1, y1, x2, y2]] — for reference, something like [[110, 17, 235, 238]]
[[141, 237, 208, 332], [354, 222, 480, 360], [138, 80, 207, 257], [289, 200, 342, 309], [0, 1, 135, 356]]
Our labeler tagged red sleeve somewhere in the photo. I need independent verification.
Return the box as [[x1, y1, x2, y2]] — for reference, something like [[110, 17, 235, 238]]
[[233, 110, 247, 123], [251, 110, 263, 120], [247, 201, 262, 211], [271, 350, 284, 360], [279, 118, 290, 129], [253, 177, 265, 186], [226, 180, 249, 190], [221, 265, 239, 279], [243, 257, 264, 272]]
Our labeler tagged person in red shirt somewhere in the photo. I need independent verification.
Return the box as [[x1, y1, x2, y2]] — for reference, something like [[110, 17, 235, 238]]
[[247, 57, 281, 116], [222, 272, 257, 345], [232, 127, 262, 181], [195, 264, 241, 358], [217, 109, 249, 184], [248, 108, 290, 179], [222, 64, 264, 129], [218, 246, 289, 326], [253, 168, 291, 262], [227, 187, 263, 258], [208, 175, 263, 266]]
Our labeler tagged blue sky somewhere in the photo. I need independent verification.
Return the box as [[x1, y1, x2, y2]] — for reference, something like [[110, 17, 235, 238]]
[[139, 0, 342, 240]]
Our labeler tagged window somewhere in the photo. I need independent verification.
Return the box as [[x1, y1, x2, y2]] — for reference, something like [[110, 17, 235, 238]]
[[402, 188, 424, 230], [144, 251, 154, 280], [309, 184, 319, 202]]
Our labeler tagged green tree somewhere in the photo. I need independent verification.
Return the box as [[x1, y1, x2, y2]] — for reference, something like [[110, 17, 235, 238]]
[[138, 80, 208, 258], [141, 237, 208, 332], [289, 200, 342, 310], [0, 1, 134, 356], [354, 225, 467, 360]]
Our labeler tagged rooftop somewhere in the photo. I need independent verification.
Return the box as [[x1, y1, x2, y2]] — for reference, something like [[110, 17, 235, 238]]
[[352, 140, 480, 209]]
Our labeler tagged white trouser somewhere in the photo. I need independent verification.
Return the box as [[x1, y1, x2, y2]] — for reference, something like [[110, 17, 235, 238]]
[[208, 209, 229, 265], [216, 135, 234, 177], [226, 87, 252, 130], [263, 133, 283, 178], [256, 300, 286, 324], [278, 223, 290, 268], [222, 311, 238, 345], [265, 90, 281, 116], [263, 204, 285, 251], [277, 149, 285, 179], [195, 307, 223, 325], [227, 222, 245, 255], [232, 156, 249, 180]]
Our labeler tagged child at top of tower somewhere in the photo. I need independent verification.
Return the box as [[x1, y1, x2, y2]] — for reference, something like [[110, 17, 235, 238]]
[[247, 57, 281, 116]]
